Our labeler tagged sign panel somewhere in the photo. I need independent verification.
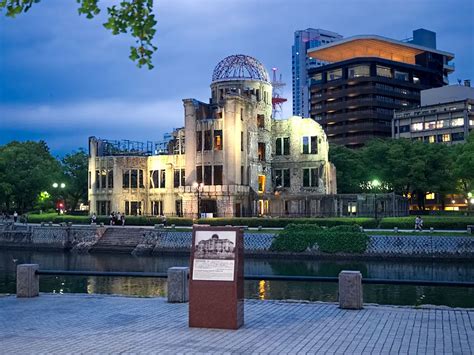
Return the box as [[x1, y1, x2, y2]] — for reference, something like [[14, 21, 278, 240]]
[[192, 230, 236, 281]]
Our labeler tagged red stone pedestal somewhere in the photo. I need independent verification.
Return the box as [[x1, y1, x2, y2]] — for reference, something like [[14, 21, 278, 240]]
[[189, 226, 244, 330]]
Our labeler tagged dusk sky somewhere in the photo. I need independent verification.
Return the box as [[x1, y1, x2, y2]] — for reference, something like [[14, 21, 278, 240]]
[[1, 0, 473, 156]]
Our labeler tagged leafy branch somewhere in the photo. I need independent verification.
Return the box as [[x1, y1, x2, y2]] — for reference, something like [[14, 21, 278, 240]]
[[0, 0, 158, 69]]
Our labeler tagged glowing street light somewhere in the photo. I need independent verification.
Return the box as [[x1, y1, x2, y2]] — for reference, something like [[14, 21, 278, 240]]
[[371, 179, 381, 220]]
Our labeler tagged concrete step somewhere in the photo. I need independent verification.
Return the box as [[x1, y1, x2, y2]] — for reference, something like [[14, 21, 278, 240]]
[[90, 228, 148, 253]]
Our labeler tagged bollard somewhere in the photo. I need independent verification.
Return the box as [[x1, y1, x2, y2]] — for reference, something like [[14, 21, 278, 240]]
[[430, 227, 434, 233], [171, 224, 176, 229], [338, 270, 363, 310], [167, 267, 189, 303], [394, 227, 398, 233], [258, 226, 263, 231], [17, 264, 39, 298]]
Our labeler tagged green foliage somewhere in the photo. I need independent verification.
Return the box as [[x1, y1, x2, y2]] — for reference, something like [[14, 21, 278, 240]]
[[0, 141, 62, 213], [329, 144, 367, 193], [453, 135, 474, 202], [26, 213, 194, 226], [196, 217, 377, 228], [0, 0, 157, 69], [270, 224, 369, 254], [379, 216, 474, 230], [61, 149, 88, 211]]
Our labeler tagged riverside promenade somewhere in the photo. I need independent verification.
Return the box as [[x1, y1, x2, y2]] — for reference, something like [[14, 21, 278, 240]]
[[1, 294, 473, 354]]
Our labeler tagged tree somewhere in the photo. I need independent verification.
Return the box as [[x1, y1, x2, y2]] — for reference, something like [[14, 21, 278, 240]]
[[0, 141, 62, 213], [453, 135, 474, 208], [61, 149, 89, 211], [0, 0, 157, 69], [329, 144, 367, 193]]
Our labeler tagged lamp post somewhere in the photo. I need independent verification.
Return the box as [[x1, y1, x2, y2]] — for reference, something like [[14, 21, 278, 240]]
[[193, 182, 204, 218], [52, 182, 66, 215], [371, 179, 381, 220]]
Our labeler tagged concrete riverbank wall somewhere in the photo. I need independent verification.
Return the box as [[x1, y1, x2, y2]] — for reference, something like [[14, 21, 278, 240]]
[[1, 225, 473, 259]]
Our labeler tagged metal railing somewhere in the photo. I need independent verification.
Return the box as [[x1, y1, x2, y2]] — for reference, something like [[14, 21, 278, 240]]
[[34, 269, 474, 288]]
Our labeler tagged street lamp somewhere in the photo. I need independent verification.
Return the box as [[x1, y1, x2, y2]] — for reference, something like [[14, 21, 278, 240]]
[[193, 182, 204, 218], [52, 182, 66, 215], [371, 179, 381, 220]]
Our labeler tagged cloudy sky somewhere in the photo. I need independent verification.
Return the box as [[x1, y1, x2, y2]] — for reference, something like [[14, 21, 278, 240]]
[[1, 0, 473, 155]]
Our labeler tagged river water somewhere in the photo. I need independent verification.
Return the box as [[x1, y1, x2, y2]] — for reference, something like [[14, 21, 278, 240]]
[[1, 250, 473, 307]]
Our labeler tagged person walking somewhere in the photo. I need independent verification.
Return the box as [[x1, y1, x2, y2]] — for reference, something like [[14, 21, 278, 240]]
[[13, 211, 18, 223], [415, 216, 423, 231], [120, 213, 125, 226], [91, 213, 97, 225]]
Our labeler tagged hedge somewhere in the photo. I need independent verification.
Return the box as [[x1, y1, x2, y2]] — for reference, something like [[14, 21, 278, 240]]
[[379, 216, 474, 230], [270, 224, 369, 254], [25, 214, 194, 226], [196, 217, 377, 228]]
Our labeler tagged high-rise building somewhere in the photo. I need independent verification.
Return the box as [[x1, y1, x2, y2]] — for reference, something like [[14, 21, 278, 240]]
[[307, 33, 455, 148], [292, 28, 342, 117]]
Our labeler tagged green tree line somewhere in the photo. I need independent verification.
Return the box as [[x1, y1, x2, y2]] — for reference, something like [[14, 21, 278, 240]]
[[330, 136, 474, 210], [0, 141, 88, 213]]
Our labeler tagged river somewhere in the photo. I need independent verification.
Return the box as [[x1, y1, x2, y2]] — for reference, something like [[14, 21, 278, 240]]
[[1, 250, 473, 307]]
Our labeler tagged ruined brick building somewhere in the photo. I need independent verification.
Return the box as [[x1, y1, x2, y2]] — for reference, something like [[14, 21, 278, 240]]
[[90, 55, 393, 218]]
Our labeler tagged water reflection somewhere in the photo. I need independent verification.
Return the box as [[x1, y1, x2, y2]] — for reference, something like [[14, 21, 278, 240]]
[[1, 250, 473, 307]]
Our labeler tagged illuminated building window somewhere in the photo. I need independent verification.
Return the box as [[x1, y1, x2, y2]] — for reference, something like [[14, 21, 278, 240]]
[[436, 120, 448, 129], [413, 76, 420, 84], [327, 69, 342, 81], [426, 193, 435, 200], [428, 136, 435, 143], [442, 134, 451, 142], [451, 118, 464, 127], [258, 175, 265, 193], [424, 121, 436, 130], [302, 136, 318, 154], [376, 65, 392, 78], [258, 143, 266, 161], [348, 65, 370, 78], [214, 130, 223, 150], [303, 168, 318, 187], [411, 123, 423, 132]]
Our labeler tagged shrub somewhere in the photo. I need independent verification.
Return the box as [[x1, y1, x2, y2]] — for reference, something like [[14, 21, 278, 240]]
[[270, 224, 369, 254], [196, 217, 377, 228], [379, 216, 474, 230]]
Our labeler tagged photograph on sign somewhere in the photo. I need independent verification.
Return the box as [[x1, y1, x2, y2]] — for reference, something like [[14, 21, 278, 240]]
[[192, 230, 236, 281]]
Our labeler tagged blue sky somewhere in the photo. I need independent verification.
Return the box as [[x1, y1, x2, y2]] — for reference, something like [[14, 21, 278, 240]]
[[1, 0, 473, 156]]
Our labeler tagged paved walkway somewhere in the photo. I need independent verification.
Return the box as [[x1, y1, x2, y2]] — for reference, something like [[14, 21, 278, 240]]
[[1, 294, 473, 354]]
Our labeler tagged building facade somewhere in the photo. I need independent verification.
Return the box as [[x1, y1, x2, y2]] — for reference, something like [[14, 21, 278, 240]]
[[307, 34, 454, 148], [393, 85, 474, 144], [292, 28, 342, 118], [89, 55, 341, 218]]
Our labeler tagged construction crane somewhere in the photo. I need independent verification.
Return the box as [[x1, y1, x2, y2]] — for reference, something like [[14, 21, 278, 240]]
[[271, 67, 287, 119]]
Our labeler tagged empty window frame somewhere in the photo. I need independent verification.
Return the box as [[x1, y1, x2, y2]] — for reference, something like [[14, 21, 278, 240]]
[[204, 165, 212, 185], [257, 114, 265, 128], [303, 168, 319, 187], [196, 131, 202, 151], [275, 137, 290, 155], [214, 165, 223, 185], [275, 168, 290, 188], [204, 130, 212, 150], [302, 136, 317, 154], [348, 65, 370, 78], [258, 143, 266, 161]]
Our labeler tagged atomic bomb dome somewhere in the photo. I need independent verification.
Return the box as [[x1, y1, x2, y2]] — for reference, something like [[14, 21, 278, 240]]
[[211, 54, 270, 83]]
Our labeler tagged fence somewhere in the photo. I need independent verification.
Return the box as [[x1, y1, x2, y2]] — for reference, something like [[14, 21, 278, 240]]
[[16, 265, 474, 310]]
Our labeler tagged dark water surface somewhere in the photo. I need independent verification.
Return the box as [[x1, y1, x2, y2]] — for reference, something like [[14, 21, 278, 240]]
[[1, 250, 473, 307]]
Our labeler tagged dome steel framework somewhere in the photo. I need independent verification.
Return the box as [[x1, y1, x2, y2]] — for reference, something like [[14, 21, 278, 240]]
[[212, 54, 269, 83]]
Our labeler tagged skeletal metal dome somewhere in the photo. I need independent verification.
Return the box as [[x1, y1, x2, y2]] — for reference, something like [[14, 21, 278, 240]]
[[212, 54, 269, 83]]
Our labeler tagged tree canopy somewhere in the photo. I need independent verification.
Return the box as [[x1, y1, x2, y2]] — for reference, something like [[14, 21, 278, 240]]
[[329, 138, 465, 210], [0, 0, 157, 69]]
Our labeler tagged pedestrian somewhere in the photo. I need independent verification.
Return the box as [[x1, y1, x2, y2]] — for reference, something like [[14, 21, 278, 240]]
[[415, 216, 423, 231], [91, 213, 97, 224], [116, 212, 121, 224], [13, 211, 18, 223], [109, 212, 115, 225], [121, 213, 125, 226]]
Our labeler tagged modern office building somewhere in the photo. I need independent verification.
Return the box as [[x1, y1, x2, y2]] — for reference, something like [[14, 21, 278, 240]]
[[89, 55, 341, 218], [292, 28, 342, 118], [307, 32, 455, 148], [393, 83, 474, 144]]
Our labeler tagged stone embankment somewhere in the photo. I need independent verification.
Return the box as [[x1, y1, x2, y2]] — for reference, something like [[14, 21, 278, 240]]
[[1, 223, 473, 259]]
